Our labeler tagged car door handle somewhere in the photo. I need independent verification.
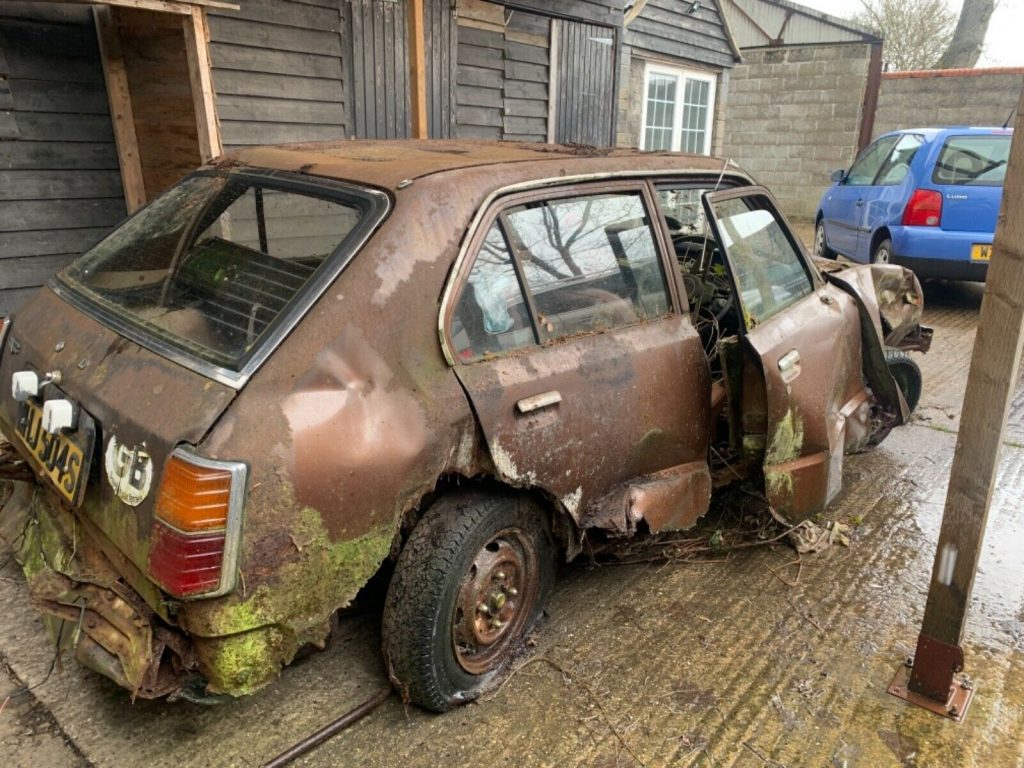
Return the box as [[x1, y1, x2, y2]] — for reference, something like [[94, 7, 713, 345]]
[[855, 199, 864, 206], [517, 391, 562, 414], [778, 350, 801, 373]]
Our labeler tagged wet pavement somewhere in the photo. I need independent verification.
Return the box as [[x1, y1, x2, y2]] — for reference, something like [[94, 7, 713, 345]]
[[1, 276, 1023, 767]]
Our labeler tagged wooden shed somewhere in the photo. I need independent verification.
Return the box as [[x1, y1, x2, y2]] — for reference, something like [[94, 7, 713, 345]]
[[0, 0, 741, 314]]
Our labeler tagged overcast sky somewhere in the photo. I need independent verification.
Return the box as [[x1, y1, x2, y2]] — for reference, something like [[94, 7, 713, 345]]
[[802, 0, 1024, 67]]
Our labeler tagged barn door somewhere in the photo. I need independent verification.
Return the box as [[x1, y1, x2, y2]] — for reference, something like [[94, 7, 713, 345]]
[[347, 0, 455, 139], [554, 20, 616, 147]]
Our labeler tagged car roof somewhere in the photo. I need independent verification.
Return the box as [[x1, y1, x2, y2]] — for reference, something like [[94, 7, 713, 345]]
[[880, 126, 1014, 142], [216, 139, 740, 192]]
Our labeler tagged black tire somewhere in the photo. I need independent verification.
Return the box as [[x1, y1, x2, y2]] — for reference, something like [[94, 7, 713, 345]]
[[872, 237, 893, 265], [381, 491, 556, 712], [814, 219, 836, 259], [886, 349, 922, 413]]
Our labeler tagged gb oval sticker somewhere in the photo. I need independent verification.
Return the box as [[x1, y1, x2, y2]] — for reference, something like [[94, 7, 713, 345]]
[[105, 436, 153, 507]]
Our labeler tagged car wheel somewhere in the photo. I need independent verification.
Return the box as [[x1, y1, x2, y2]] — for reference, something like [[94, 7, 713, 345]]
[[885, 349, 922, 413], [382, 491, 556, 712], [872, 238, 893, 265], [814, 220, 836, 259]]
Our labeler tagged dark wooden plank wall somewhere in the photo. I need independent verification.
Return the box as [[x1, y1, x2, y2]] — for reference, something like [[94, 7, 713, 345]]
[[556, 20, 616, 146], [625, 0, 736, 69], [456, 10, 549, 143], [456, 24, 504, 139], [0, 7, 125, 316], [348, 0, 409, 139], [502, 12, 549, 142], [496, 0, 621, 26], [341, 0, 456, 140], [425, 0, 457, 138], [207, 0, 350, 148]]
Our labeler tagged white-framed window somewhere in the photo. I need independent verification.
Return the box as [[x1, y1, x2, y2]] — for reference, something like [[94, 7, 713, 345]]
[[639, 63, 717, 155]]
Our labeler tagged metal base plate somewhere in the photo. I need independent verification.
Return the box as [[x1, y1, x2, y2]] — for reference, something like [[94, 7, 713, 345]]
[[887, 664, 975, 722]]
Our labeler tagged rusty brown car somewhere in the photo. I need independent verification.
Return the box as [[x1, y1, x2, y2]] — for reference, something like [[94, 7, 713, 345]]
[[0, 140, 930, 711]]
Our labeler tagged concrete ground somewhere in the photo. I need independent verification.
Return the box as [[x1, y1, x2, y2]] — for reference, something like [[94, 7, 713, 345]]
[[2, 262, 1023, 766]]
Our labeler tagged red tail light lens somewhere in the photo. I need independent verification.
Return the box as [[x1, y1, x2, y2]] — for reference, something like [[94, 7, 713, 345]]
[[902, 189, 942, 226], [148, 449, 247, 599]]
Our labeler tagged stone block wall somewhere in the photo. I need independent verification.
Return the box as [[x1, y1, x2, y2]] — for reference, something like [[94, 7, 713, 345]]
[[721, 43, 873, 219], [874, 68, 1024, 137]]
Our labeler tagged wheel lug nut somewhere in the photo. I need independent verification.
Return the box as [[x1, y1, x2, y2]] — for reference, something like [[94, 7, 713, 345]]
[[477, 602, 490, 615], [495, 571, 506, 581], [507, 587, 518, 597], [489, 619, 504, 629]]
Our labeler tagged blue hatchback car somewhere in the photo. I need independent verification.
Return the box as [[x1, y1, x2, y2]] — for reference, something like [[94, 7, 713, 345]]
[[815, 127, 1012, 280]]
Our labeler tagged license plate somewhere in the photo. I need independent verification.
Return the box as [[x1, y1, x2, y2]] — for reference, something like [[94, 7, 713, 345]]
[[971, 244, 992, 261], [14, 398, 90, 505]]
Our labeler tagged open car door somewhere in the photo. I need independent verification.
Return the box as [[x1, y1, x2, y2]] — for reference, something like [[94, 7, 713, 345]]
[[702, 187, 871, 523]]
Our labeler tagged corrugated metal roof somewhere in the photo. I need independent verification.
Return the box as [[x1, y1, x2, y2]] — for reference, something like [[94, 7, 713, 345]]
[[721, 0, 881, 48]]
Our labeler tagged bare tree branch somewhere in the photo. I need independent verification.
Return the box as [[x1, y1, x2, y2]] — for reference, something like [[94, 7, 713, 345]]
[[853, 0, 956, 71]]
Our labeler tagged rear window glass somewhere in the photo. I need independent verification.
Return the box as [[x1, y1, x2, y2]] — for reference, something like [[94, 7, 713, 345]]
[[61, 173, 368, 371], [932, 135, 1012, 186]]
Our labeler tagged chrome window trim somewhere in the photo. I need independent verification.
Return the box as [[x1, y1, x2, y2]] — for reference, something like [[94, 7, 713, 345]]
[[51, 170, 392, 390], [437, 167, 753, 366], [164, 447, 249, 600]]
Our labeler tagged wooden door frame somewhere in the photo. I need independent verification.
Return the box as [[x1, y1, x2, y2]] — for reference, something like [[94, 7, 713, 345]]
[[87, 0, 230, 211]]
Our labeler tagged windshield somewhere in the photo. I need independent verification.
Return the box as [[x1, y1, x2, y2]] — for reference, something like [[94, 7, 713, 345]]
[[61, 172, 369, 371]]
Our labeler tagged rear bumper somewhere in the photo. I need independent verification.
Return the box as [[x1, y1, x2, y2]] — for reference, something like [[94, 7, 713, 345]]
[[891, 256, 988, 281], [889, 226, 991, 281], [0, 481, 194, 698], [1, 474, 309, 699]]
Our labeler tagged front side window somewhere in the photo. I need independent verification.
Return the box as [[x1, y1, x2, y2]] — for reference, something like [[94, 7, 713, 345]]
[[708, 195, 813, 327], [452, 190, 671, 360], [844, 135, 900, 186], [932, 135, 1012, 186], [61, 172, 370, 371], [641, 64, 716, 155]]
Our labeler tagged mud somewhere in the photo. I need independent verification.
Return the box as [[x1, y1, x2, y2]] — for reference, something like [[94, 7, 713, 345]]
[[0, 270, 1022, 765]]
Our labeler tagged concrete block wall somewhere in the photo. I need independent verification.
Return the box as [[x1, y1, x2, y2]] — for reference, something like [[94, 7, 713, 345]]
[[874, 68, 1024, 137], [721, 43, 873, 219]]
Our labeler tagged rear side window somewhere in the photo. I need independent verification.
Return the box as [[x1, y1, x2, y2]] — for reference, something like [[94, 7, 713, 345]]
[[452, 190, 671, 361], [932, 135, 1012, 186]]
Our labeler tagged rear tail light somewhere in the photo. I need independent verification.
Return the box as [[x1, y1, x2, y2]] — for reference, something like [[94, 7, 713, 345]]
[[148, 449, 247, 599], [902, 189, 943, 227]]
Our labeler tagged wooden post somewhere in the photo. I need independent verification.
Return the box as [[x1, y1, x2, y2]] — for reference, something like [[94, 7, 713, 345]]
[[889, 85, 1024, 721], [546, 19, 559, 143], [407, 0, 428, 139], [93, 5, 147, 212], [183, 7, 223, 162]]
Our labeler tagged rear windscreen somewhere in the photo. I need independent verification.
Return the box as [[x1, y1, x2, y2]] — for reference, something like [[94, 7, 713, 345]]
[[932, 135, 1012, 186], [61, 172, 369, 371]]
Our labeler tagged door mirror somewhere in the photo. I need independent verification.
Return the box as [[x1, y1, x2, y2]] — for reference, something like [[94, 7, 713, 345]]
[[829, 169, 846, 184]]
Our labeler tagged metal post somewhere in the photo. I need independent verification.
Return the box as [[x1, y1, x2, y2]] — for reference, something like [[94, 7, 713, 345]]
[[888, 86, 1024, 721]]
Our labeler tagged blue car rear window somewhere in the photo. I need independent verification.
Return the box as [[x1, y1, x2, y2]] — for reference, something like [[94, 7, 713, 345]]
[[932, 135, 1012, 186]]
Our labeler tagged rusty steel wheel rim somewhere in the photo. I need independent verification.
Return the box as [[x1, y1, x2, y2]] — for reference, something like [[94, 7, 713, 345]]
[[452, 527, 540, 675]]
